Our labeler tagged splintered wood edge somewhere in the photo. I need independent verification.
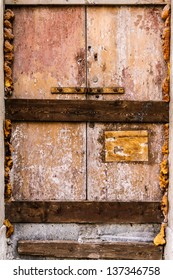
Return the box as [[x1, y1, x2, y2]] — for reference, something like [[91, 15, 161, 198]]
[[17, 240, 163, 260]]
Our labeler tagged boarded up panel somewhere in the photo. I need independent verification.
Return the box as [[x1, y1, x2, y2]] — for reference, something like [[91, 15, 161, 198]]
[[17, 240, 163, 260], [105, 130, 149, 162], [87, 6, 166, 101], [10, 7, 87, 201]]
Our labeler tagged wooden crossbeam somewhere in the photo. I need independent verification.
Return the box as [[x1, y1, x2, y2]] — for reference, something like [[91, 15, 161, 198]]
[[5, 201, 163, 223], [5, 99, 169, 123], [17, 240, 163, 260]]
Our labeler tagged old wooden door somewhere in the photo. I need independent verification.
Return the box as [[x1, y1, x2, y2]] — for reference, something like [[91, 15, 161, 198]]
[[5, 2, 169, 259]]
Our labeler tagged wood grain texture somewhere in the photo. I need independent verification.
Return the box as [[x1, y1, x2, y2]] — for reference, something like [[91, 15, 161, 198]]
[[5, 99, 169, 123], [17, 240, 163, 260], [5, 0, 171, 5], [5, 201, 163, 223]]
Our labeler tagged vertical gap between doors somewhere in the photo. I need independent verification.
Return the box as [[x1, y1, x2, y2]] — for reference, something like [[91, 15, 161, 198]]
[[85, 6, 88, 200]]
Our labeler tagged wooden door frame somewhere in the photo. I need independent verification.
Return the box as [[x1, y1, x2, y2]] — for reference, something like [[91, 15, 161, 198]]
[[1, 0, 172, 259]]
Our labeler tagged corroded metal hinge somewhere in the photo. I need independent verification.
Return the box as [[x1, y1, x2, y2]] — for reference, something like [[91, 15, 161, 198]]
[[51, 87, 125, 94]]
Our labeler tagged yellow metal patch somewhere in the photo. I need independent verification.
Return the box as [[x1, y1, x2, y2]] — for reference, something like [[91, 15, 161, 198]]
[[105, 130, 148, 162]]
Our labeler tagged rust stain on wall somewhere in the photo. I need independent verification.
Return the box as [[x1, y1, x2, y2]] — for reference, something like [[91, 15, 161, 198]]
[[4, 9, 14, 97], [3, 219, 14, 238], [154, 126, 169, 245], [154, 223, 166, 246], [154, 5, 170, 245], [4, 119, 13, 201], [161, 4, 171, 102]]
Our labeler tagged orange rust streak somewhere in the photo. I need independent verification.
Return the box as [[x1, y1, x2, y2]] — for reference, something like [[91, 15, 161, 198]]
[[4, 9, 14, 97]]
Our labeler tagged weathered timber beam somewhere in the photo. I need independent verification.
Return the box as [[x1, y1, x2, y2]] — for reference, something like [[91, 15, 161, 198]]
[[5, 0, 171, 6], [17, 240, 163, 260], [5, 99, 169, 123], [5, 201, 163, 223]]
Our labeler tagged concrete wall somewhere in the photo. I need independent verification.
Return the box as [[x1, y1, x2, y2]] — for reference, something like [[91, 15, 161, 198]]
[[0, 0, 6, 260], [6, 223, 160, 259]]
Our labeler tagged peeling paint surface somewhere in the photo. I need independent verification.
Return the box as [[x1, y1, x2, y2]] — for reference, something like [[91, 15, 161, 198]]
[[11, 123, 86, 200], [105, 130, 148, 162], [8, 5, 168, 258], [12, 7, 86, 99], [10, 6, 166, 202], [11, 7, 86, 201], [87, 6, 166, 101], [87, 123, 164, 201]]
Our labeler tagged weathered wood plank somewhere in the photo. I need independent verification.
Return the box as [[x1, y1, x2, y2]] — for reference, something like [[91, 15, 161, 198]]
[[11, 7, 87, 201], [5, 201, 163, 223], [5, 99, 169, 123], [5, 0, 171, 6], [17, 240, 163, 260]]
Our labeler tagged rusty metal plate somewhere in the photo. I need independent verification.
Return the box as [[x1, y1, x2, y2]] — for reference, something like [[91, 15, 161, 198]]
[[51, 87, 87, 94], [51, 87, 124, 94], [87, 87, 125, 94], [105, 130, 148, 162]]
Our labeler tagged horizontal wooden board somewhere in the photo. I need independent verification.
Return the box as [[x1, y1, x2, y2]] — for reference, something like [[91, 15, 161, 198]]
[[5, 99, 169, 123], [5, 201, 163, 223], [5, 0, 170, 6], [17, 240, 163, 260]]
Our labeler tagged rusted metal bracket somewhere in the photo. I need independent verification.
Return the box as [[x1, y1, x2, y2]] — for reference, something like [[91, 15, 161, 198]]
[[51, 87, 125, 94]]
